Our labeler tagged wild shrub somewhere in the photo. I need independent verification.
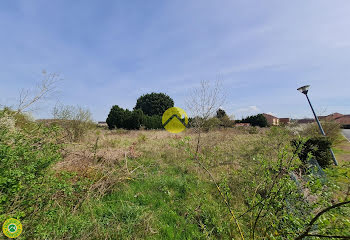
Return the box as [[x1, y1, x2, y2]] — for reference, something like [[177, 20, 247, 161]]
[[219, 115, 234, 128], [203, 117, 221, 132], [52, 104, 94, 141], [0, 112, 61, 220], [0, 110, 16, 132], [225, 128, 349, 238], [0, 107, 36, 131], [292, 136, 333, 168]]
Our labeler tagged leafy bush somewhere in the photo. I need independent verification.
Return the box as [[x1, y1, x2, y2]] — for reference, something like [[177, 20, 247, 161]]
[[219, 115, 234, 128], [292, 136, 333, 168], [203, 117, 221, 131], [0, 111, 61, 219]]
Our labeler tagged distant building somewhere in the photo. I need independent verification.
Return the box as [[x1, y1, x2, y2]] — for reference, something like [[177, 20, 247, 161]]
[[296, 113, 350, 127], [319, 112, 344, 121], [333, 115, 350, 128], [297, 118, 315, 124], [262, 113, 279, 126], [279, 118, 291, 125]]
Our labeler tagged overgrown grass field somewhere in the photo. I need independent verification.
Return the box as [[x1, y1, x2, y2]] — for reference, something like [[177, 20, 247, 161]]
[[1, 111, 349, 239]]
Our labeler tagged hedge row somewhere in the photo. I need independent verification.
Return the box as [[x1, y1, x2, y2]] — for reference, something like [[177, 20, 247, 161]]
[[106, 105, 162, 130]]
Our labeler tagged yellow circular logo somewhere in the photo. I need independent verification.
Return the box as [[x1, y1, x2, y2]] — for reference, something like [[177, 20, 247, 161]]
[[2, 218, 22, 238], [162, 107, 188, 133]]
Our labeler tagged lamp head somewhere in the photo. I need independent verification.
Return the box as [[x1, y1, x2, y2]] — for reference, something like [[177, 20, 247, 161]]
[[297, 85, 310, 95]]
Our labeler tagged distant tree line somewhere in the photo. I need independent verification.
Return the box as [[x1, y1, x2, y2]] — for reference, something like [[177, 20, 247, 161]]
[[106, 93, 173, 130], [106, 91, 270, 130], [236, 113, 268, 127]]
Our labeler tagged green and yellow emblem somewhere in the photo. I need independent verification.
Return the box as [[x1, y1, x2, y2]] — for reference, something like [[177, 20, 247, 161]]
[[162, 107, 188, 133], [2, 218, 22, 238]]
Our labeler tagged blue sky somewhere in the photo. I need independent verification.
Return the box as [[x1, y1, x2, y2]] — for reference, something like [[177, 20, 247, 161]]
[[1, 0, 349, 121]]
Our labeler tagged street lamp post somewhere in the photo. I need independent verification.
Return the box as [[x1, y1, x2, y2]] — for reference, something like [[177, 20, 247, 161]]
[[297, 85, 338, 166]]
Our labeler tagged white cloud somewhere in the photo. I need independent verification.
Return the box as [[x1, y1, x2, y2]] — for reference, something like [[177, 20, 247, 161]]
[[236, 105, 259, 113], [233, 105, 260, 119]]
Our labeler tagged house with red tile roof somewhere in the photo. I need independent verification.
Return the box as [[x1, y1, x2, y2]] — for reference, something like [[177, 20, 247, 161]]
[[319, 112, 344, 121], [297, 113, 350, 127], [279, 118, 291, 125], [333, 115, 350, 128], [262, 113, 279, 126], [261, 114, 291, 126]]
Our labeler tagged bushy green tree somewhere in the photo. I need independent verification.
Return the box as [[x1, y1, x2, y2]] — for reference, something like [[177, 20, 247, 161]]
[[130, 109, 144, 130], [216, 108, 226, 119], [122, 109, 133, 129], [121, 109, 145, 130], [134, 92, 174, 116], [106, 105, 126, 129]]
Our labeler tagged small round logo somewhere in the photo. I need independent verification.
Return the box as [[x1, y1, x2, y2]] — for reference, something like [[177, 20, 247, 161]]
[[2, 218, 22, 238], [162, 107, 188, 133]]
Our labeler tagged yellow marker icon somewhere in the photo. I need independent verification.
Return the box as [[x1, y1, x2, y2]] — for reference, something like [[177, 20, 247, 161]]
[[2, 218, 22, 238], [162, 107, 188, 133]]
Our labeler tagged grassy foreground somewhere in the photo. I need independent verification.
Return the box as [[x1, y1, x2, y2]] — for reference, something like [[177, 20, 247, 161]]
[[1, 114, 349, 239]]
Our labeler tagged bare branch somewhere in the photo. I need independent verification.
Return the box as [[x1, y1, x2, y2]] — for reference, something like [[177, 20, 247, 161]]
[[186, 79, 225, 130], [17, 71, 61, 112]]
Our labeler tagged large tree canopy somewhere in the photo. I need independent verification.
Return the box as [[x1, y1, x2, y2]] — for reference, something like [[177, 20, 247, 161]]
[[134, 92, 174, 116]]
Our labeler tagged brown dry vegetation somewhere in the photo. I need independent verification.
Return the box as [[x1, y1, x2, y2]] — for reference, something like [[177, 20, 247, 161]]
[[54, 127, 268, 182]]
